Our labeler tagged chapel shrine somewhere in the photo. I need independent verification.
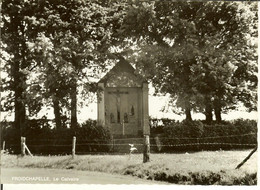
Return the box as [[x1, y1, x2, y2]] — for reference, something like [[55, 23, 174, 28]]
[[97, 57, 149, 137]]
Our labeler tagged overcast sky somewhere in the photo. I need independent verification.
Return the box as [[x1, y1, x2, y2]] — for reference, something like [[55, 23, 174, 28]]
[[1, 86, 257, 123]]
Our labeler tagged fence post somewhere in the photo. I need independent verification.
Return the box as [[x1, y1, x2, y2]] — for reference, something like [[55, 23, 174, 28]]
[[155, 136, 162, 152], [25, 144, 33, 157], [72, 136, 76, 158], [143, 135, 150, 163], [2, 141, 5, 152], [111, 135, 114, 152], [21, 137, 26, 157], [236, 146, 257, 169]]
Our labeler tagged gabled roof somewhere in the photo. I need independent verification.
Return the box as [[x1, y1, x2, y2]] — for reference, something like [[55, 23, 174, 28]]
[[98, 57, 147, 87]]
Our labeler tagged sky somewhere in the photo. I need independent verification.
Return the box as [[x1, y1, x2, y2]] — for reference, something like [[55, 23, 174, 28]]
[[0, 56, 258, 123], [0, 58, 258, 123], [1, 84, 257, 123]]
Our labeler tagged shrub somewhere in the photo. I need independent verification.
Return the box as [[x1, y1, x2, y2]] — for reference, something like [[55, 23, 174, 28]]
[[1, 122, 21, 154], [159, 119, 257, 152], [150, 118, 178, 134], [1, 119, 111, 155], [123, 164, 257, 185], [75, 120, 112, 153], [161, 120, 204, 152]]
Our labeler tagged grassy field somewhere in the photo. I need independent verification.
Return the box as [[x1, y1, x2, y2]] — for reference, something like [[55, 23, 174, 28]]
[[1, 150, 257, 185]]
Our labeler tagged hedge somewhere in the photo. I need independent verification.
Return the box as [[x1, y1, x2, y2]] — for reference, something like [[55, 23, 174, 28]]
[[157, 119, 257, 152], [1, 118, 257, 154], [1, 119, 111, 155]]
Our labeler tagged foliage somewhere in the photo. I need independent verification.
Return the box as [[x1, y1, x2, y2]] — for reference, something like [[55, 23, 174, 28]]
[[77, 120, 111, 141], [124, 166, 257, 185], [0, 1, 257, 137], [119, 1, 258, 121], [1, 0, 128, 130], [1, 122, 20, 153], [1, 0, 37, 135], [24, 0, 124, 128], [149, 118, 177, 134], [159, 119, 257, 152], [1, 119, 111, 155]]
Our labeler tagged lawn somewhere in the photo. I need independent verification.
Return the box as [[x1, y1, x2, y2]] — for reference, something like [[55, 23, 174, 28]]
[[1, 150, 257, 185]]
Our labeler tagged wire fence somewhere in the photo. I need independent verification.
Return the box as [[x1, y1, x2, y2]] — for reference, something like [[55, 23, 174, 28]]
[[6, 143, 257, 148], [2, 133, 257, 155]]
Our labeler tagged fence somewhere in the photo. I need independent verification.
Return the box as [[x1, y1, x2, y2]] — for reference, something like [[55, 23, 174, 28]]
[[2, 133, 257, 156]]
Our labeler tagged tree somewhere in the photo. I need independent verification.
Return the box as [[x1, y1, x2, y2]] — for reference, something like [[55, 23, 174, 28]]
[[24, 0, 126, 129], [1, 0, 128, 131], [1, 0, 38, 134], [118, 1, 257, 122]]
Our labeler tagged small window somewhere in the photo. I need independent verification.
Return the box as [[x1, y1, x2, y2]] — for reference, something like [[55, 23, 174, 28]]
[[124, 113, 128, 123], [131, 105, 135, 116], [110, 113, 115, 123]]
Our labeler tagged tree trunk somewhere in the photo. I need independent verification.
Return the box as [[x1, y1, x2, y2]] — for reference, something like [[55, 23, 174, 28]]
[[14, 88, 26, 136], [11, 20, 26, 137], [205, 97, 213, 124], [214, 101, 222, 123], [13, 62, 26, 136], [185, 103, 192, 121], [71, 82, 77, 129], [53, 97, 62, 129]]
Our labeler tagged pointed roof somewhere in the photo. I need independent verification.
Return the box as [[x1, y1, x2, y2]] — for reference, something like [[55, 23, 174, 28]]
[[98, 57, 147, 87]]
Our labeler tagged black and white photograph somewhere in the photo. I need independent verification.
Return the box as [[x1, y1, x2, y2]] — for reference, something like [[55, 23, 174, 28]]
[[0, 0, 258, 187]]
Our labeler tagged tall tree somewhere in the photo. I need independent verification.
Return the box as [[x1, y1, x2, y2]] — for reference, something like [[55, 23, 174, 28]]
[[1, 0, 39, 134], [119, 1, 257, 122], [25, 0, 126, 128]]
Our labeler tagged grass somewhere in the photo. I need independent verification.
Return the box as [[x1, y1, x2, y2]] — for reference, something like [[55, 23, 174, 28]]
[[1, 150, 257, 185]]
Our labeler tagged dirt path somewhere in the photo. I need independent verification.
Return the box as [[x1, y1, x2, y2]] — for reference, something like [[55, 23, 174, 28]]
[[1, 167, 168, 184]]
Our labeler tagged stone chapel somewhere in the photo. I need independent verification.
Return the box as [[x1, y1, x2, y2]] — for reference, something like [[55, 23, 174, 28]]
[[97, 57, 150, 137]]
